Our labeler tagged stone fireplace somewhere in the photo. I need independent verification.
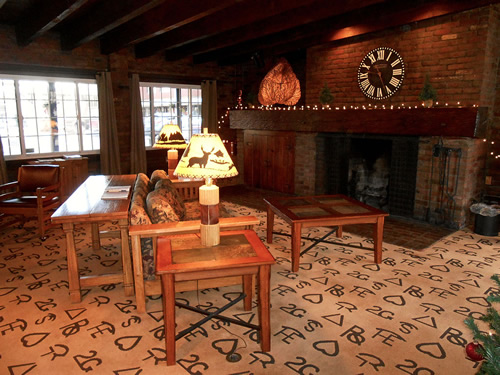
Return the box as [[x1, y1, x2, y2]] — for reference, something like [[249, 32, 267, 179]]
[[230, 108, 488, 229], [314, 133, 486, 229]]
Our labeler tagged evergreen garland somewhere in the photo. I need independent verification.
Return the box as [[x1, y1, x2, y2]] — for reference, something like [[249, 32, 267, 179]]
[[465, 274, 500, 374]]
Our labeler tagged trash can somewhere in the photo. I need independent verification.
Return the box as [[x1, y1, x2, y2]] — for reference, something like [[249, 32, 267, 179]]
[[470, 203, 500, 236]]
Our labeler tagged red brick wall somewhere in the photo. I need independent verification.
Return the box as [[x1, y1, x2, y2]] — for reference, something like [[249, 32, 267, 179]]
[[485, 5, 500, 193], [305, 6, 496, 108], [295, 133, 317, 195]]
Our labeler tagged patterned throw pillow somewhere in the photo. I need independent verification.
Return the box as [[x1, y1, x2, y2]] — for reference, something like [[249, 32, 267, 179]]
[[140, 237, 155, 280], [129, 194, 155, 279], [154, 179, 186, 220], [150, 169, 168, 188], [129, 195, 152, 226], [145, 188, 180, 223], [134, 173, 150, 200]]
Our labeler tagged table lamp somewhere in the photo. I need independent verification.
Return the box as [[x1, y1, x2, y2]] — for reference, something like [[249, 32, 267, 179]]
[[174, 129, 238, 246], [153, 123, 187, 178]]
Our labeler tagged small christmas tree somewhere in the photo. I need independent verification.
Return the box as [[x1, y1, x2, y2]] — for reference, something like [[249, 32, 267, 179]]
[[419, 74, 437, 107], [319, 82, 334, 106], [465, 274, 500, 374]]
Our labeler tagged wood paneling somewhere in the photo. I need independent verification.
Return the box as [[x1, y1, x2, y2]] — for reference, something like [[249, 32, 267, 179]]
[[244, 130, 294, 194]]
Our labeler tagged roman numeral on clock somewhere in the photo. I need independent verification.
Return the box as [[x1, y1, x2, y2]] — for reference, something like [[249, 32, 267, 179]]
[[389, 77, 400, 87], [360, 79, 370, 90], [391, 58, 401, 67]]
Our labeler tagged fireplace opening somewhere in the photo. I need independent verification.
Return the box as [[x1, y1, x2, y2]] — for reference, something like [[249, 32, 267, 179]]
[[317, 134, 419, 218], [348, 139, 391, 211]]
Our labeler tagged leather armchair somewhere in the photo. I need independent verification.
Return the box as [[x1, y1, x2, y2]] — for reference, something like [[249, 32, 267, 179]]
[[0, 164, 62, 240]]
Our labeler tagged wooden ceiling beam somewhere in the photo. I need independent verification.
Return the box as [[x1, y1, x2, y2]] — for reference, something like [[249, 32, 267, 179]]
[[61, 0, 165, 50], [100, 0, 242, 55], [135, 0, 322, 59], [164, 0, 385, 62], [196, 0, 500, 65], [15, 0, 89, 46]]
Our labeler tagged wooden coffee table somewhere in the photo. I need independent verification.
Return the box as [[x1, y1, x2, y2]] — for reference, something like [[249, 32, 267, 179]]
[[156, 230, 275, 366], [265, 194, 388, 272], [52, 174, 136, 303]]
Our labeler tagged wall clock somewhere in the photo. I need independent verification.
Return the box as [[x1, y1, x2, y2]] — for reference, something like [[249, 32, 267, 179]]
[[357, 47, 405, 100]]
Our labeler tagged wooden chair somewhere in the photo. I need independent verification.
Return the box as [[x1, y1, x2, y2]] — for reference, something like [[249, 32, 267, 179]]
[[0, 164, 62, 240]]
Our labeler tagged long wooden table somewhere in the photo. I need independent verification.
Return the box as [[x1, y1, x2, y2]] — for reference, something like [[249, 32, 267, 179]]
[[265, 194, 388, 272], [52, 174, 136, 303]]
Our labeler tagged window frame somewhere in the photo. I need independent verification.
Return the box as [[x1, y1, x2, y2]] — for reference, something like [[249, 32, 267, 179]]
[[139, 81, 202, 148], [0, 73, 100, 161]]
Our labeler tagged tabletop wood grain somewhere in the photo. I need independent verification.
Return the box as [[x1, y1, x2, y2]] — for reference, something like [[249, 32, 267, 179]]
[[52, 175, 136, 224]]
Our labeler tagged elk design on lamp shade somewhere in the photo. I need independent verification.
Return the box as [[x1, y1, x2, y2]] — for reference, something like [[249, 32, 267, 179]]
[[175, 133, 237, 179], [187, 146, 214, 168]]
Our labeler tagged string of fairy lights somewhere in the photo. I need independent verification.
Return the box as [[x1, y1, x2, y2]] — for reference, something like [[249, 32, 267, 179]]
[[218, 102, 499, 160]]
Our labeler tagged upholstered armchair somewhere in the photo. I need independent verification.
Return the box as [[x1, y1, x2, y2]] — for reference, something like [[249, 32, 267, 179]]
[[0, 164, 62, 240]]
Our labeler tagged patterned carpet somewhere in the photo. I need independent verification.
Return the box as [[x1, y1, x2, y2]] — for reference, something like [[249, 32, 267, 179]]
[[0, 202, 498, 374]]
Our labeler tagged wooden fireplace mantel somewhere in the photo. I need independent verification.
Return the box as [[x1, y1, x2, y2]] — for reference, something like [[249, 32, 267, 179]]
[[229, 107, 487, 138]]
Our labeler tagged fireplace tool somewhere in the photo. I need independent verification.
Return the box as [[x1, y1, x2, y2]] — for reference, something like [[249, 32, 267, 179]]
[[426, 138, 462, 227]]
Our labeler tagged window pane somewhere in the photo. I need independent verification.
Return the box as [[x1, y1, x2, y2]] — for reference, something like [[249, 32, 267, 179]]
[[192, 89, 201, 103], [25, 135, 40, 153], [0, 76, 100, 158], [0, 80, 20, 156], [141, 83, 202, 145]]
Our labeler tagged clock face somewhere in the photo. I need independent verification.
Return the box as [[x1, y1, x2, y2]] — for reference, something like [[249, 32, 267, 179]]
[[358, 47, 405, 100]]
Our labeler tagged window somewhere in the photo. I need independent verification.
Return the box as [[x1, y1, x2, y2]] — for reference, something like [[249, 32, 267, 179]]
[[140, 82, 201, 147], [0, 75, 99, 159]]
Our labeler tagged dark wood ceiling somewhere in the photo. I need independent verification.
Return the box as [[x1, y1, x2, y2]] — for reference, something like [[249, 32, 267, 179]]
[[1, 0, 498, 66]]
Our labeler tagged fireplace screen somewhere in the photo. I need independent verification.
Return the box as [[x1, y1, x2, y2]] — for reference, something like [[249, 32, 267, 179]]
[[319, 134, 419, 217]]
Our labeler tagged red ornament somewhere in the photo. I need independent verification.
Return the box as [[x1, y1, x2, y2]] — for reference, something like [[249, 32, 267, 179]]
[[466, 341, 484, 361]]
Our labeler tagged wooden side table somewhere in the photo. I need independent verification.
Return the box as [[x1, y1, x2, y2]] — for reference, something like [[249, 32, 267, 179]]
[[265, 194, 388, 272], [156, 230, 275, 366]]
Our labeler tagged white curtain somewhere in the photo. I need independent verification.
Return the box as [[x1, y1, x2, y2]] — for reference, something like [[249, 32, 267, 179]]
[[201, 80, 218, 133], [130, 74, 147, 173], [0, 136, 7, 184], [97, 72, 121, 175]]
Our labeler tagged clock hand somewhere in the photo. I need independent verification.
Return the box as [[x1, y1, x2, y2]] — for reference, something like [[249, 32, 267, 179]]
[[373, 65, 387, 96]]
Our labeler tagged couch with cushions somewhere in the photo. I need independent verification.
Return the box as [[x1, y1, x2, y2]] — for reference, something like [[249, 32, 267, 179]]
[[129, 170, 259, 313]]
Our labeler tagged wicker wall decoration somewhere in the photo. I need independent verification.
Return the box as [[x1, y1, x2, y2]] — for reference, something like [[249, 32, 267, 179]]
[[258, 58, 301, 106]]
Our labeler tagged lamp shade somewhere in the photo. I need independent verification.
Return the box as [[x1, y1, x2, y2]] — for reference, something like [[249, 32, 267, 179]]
[[174, 132, 238, 179], [153, 123, 187, 149]]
